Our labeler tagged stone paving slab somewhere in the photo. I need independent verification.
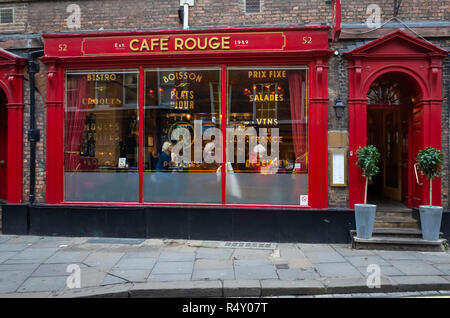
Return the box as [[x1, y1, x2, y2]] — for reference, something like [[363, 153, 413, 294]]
[[345, 255, 390, 267], [356, 265, 404, 277], [303, 251, 347, 264], [109, 269, 151, 282], [113, 257, 156, 270], [0, 263, 40, 272], [314, 262, 363, 278], [0, 244, 32, 252], [0, 270, 34, 293], [196, 247, 233, 260], [277, 268, 320, 281], [10, 247, 60, 261], [44, 251, 90, 264], [374, 250, 419, 260], [32, 263, 75, 277], [17, 276, 68, 293], [151, 261, 194, 275], [192, 269, 235, 280], [83, 252, 124, 268], [1, 235, 450, 298], [158, 251, 196, 262], [122, 249, 160, 259], [234, 259, 278, 280], [390, 260, 445, 276], [0, 251, 17, 263], [148, 273, 192, 282]]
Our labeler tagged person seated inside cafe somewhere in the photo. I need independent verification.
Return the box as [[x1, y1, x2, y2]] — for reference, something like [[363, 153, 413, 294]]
[[155, 141, 173, 171]]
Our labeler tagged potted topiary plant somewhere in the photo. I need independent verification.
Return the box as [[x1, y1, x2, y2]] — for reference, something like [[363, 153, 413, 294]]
[[355, 145, 380, 239], [415, 147, 444, 241]]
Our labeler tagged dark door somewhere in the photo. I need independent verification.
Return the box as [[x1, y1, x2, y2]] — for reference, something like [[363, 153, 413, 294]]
[[411, 106, 423, 207]]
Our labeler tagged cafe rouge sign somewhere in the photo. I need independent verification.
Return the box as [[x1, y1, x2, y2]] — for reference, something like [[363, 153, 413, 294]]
[[44, 29, 329, 57]]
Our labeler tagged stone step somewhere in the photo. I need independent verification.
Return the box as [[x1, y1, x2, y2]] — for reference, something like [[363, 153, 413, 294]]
[[351, 235, 447, 252], [375, 210, 415, 218], [374, 216, 420, 229], [350, 228, 444, 239]]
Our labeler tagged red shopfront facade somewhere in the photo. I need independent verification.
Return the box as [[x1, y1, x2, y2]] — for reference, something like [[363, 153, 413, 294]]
[[42, 27, 331, 209], [19, 26, 349, 242]]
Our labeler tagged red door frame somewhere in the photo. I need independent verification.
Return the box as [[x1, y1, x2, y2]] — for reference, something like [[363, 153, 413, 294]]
[[0, 49, 26, 204], [41, 27, 331, 209], [345, 30, 448, 209]]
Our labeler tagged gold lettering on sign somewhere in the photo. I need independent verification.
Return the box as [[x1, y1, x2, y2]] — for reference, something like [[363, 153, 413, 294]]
[[86, 73, 117, 81], [162, 72, 202, 84], [256, 118, 279, 125], [248, 70, 287, 79], [129, 36, 232, 52], [170, 90, 195, 110], [248, 93, 284, 102]]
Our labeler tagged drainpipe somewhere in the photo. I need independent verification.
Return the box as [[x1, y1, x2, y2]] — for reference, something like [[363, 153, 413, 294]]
[[27, 49, 44, 204], [180, 0, 194, 30]]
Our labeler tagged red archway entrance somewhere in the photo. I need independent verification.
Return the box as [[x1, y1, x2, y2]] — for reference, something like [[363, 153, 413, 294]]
[[345, 30, 448, 209], [366, 72, 423, 208], [0, 49, 26, 203]]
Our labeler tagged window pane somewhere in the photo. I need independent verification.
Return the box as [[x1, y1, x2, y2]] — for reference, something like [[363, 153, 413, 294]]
[[226, 68, 308, 205], [64, 70, 139, 202], [144, 68, 222, 203]]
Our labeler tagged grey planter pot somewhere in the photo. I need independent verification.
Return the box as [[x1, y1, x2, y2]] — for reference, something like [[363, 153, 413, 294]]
[[354, 204, 377, 239], [419, 205, 443, 241]]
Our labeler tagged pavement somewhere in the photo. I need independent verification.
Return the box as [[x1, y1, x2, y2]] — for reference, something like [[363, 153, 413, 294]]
[[0, 234, 449, 298]]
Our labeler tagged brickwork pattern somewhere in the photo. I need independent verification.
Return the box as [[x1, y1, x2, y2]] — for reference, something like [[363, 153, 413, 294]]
[[22, 63, 47, 203], [0, 3, 27, 34], [7, 0, 446, 34]]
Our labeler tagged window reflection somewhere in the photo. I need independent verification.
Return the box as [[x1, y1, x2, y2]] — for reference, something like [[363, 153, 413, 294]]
[[226, 67, 308, 205], [143, 68, 222, 203], [64, 70, 139, 202]]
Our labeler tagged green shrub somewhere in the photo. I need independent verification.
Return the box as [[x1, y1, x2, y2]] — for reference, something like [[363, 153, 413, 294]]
[[416, 147, 443, 206], [356, 145, 380, 204]]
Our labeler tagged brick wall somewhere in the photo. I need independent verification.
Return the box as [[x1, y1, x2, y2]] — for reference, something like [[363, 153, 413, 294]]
[[22, 63, 47, 203], [6, 0, 446, 34], [0, 3, 27, 34]]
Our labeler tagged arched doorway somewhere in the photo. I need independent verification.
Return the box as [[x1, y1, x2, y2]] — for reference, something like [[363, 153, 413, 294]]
[[366, 72, 421, 208], [345, 30, 447, 209], [0, 89, 6, 201]]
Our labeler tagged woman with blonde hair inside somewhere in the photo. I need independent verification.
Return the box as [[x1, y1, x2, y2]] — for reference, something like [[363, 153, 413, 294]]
[[156, 141, 173, 171]]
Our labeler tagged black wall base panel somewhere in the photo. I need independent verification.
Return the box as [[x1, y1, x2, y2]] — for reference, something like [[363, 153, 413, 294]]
[[2, 204, 361, 243]]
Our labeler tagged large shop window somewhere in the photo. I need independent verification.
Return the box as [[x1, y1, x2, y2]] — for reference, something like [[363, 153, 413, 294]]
[[63, 67, 308, 205], [144, 68, 222, 203], [226, 67, 308, 205], [65, 70, 139, 202]]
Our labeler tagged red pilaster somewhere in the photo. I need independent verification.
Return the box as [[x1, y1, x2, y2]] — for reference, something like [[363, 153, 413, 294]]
[[308, 57, 329, 209], [43, 59, 64, 204]]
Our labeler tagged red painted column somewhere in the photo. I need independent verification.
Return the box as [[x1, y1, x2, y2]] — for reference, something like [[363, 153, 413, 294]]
[[347, 59, 366, 209], [420, 99, 442, 207], [308, 57, 329, 209], [43, 60, 64, 204], [138, 67, 144, 203], [6, 63, 25, 203], [348, 99, 367, 208]]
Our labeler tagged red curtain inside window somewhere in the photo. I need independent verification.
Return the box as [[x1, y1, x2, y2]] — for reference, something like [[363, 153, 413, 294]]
[[288, 71, 307, 173], [65, 76, 89, 171]]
